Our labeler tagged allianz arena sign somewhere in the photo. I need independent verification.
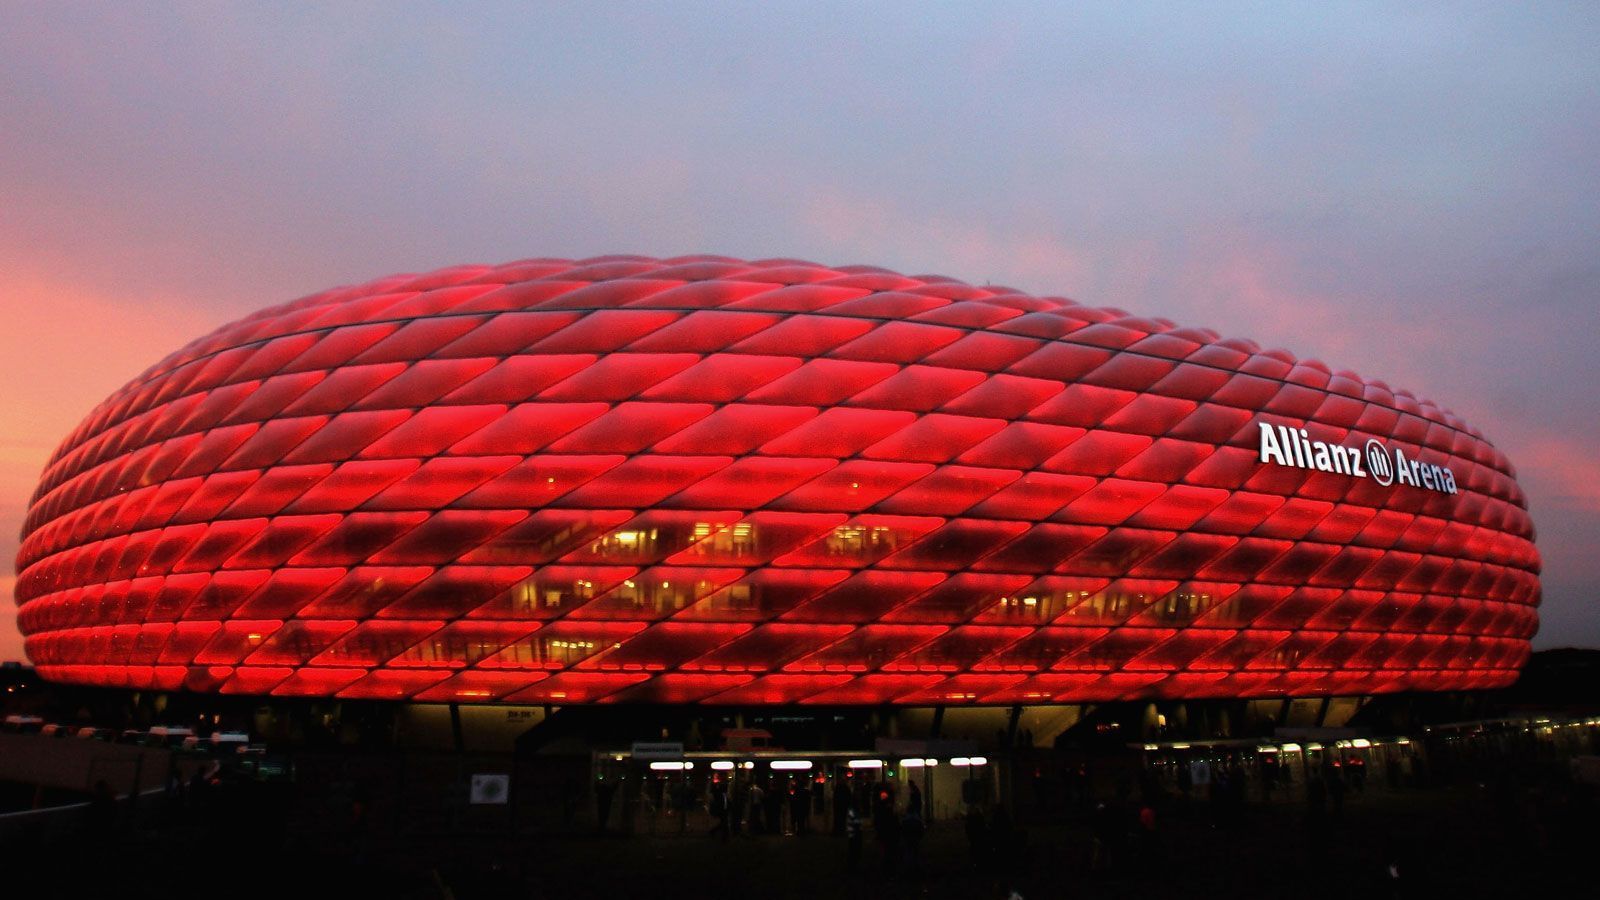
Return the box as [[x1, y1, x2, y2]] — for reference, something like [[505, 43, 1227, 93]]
[[1256, 422, 1459, 494]]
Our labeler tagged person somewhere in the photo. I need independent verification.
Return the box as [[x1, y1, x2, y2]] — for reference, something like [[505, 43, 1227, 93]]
[[595, 779, 617, 833], [764, 779, 785, 835], [1326, 762, 1346, 820], [902, 797, 925, 871], [874, 784, 900, 872], [708, 781, 729, 840], [964, 806, 989, 871], [1348, 754, 1367, 793], [1137, 801, 1160, 864], [561, 776, 578, 826], [790, 780, 810, 835], [833, 779, 851, 834], [1176, 757, 1192, 810], [87, 779, 118, 842], [730, 781, 746, 836], [907, 779, 923, 820], [747, 781, 765, 834], [1089, 801, 1116, 872], [845, 803, 864, 871]]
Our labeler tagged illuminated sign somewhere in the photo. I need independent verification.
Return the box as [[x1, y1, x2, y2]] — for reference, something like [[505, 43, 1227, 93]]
[[1257, 422, 1457, 494]]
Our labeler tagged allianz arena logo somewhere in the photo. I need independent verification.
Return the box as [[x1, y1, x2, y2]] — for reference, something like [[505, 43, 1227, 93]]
[[1257, 422, 1458, 494]]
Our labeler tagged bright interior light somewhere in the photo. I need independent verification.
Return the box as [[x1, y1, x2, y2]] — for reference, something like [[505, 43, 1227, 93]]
[[710, 760, 735, 770], [649, 761, 687, 771], [1279, 743, 1301, 752], [968, 756, 988, 766], [770, 760, 811, 770], [1351, 738, 1371, 748], [848, 759, 884, 769], [896, 759, 923, 768], [950, 757, 971, 766]]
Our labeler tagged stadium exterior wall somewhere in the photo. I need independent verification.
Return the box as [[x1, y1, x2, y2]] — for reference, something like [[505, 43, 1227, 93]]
[[12, 255, 1541, 705]]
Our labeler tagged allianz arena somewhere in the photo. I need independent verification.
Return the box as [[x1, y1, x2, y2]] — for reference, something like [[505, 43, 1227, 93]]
[[12, 255, 1540, 705]]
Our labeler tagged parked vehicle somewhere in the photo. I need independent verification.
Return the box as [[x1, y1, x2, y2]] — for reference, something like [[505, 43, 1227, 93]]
[[211, 731, 251, 750], [3, 714, 44, 733], [146, 725, 195, 747]]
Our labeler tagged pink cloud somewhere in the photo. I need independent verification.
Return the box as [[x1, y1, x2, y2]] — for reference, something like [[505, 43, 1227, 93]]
[[0, 265, 227, 662]]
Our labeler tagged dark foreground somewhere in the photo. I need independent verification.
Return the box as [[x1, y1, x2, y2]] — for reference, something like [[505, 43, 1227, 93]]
[[4, 768, 1593, 900]]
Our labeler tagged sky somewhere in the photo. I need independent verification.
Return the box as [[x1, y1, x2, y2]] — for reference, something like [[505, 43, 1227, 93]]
[[2, 2, 1597, 661]]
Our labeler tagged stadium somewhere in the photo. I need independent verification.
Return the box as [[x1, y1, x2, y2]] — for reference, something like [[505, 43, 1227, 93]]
[[11, 254, 1540, 709]]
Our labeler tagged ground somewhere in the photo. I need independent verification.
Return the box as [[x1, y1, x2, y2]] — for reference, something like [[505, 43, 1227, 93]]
[[4, 766, 1591, 899]]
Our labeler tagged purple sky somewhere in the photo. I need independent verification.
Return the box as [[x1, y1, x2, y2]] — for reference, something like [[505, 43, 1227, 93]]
[[2, 3, 1597, 661]]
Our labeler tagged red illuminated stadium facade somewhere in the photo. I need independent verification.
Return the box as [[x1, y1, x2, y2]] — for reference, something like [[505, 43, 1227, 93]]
[[12, 255, 1540, 706]]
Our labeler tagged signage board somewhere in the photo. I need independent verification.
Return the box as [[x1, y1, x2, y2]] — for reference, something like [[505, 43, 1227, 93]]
[[631, 741, 686, 760], [470, 773, 510, 805]]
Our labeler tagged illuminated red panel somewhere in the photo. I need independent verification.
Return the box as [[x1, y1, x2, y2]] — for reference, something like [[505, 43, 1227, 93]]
[[11, 255, 1541, 705], [504, 672, 649, 703], [413, 670, 548, 702], [602, 674, 754, 704], [706, 674, 853, 704]]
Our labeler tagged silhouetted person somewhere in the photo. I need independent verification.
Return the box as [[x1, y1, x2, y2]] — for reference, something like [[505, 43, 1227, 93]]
[[965, 806, 990, 871], [746, 781, 765, 834], [764, 780, 784, 835], [596, 780, 617, 833], [833, 780, 850, 834], [87, 779, 117, 842], [730, 781, 747, 836], [1137, 801, 1161, 864], [1177, 758, 1193, 809], [790, 782, 809, 834], [902, 800, 925, 871], [874, 784, 900, 871], [845, 804, 864, 870], [1090, 801, 1116, 872], [708, 782, 729, 840], [1326, 764, 1346, 819]]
